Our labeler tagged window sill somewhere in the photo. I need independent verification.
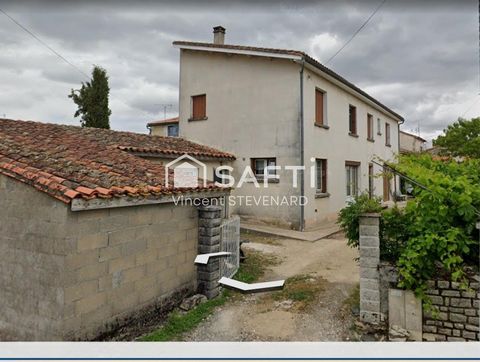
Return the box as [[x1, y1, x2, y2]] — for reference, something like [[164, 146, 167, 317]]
[[188, 117, 208, 122], [249, 178, 280, 184], [314, 123, 330, 130], [315, 192, 330, 199], [349, 132, 359, 138], [367, 138, 375, 143]]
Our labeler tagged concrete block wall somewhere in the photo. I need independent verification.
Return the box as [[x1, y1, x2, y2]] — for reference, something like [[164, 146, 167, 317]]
[[359, 213, 383, 324], [196, 205, 222, 299], [0, 175, 67, 340], [0, 174, 200, 340], [63, 202, 198, 340]]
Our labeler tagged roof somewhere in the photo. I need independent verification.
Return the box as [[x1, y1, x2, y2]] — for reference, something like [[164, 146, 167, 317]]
[[0, 119, 233, 204], [173, 41, 404, 122], [147, 116, 179, 127], [400, 130, 427, 143]]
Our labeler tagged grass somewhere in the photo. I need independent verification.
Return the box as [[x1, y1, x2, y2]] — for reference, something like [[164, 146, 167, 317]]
[[140, 249, 276, 341], [234, 250, 278, 283], [342, 284, 360, 312], [140, 292, 229, 341], [268, 274, 326, 310]]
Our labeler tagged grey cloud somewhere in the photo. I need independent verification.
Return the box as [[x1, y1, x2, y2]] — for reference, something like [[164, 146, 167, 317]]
[[0, 1, 478, 141]]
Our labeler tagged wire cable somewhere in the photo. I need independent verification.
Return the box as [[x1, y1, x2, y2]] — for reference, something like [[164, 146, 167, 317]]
[[0, 8, 90, 80], [325, 0, 387, 65]]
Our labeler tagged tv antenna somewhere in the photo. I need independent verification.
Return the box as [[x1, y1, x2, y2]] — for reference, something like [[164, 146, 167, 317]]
[[155, 104, 173, 120]]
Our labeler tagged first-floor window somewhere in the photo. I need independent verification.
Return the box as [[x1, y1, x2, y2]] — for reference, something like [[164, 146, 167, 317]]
[[316, 159, 327, 193], [345, 161, 360, 197], [252, 158, 276, 178], [213, 167, 229, 184], [167, 124, 179, 137]]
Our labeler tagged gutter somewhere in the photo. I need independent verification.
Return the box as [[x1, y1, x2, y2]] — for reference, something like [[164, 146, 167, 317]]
[[299, 59, 305, 231]]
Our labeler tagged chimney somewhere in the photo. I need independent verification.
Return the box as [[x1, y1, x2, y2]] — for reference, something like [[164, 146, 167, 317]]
[[213, 26, 226, 45]]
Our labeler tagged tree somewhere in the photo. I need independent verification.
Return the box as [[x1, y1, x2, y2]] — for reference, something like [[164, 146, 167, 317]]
[[69, 66, 111, 129], [434, 117, 480, 158]]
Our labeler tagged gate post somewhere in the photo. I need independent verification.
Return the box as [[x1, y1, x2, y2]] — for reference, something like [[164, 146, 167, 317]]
[[197, 205, 222, 299], [359, 213, 383, 324]]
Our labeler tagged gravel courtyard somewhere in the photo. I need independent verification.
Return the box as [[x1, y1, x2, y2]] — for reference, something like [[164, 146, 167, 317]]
[[184, 230, 359, 341]]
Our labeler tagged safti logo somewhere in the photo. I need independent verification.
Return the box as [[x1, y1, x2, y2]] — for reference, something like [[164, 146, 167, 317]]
[[165, 154, 207, 188]]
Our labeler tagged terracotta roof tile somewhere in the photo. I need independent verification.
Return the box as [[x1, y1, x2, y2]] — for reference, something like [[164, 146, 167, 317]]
[[147, 117, 180, 127], [0, 119, 231, 204]]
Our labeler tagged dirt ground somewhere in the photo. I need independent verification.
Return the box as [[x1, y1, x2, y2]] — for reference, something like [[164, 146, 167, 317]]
[[184, 231, 359, 341]]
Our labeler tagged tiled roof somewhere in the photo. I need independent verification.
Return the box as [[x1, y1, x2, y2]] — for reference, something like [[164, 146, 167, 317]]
[[173, 41, 404, 122], [147, 117, 179, 127], [0, 119, 233, 204]]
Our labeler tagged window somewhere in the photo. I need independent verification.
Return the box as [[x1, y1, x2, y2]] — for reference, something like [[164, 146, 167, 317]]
[[367, 114, 374, 141], [383, 166, 391, 201], [377, 118, 382, 135], [213, 168, 229, 184], [167, 124, 179, 137], [191, 94, 206, 120], [368, 163, 374, 198], [315, 89, 326, 126], [349, 105, 357, 135], [345, 161, 360, 197], [252, 158, 276, 178], [385, 122, 391, 146], [315, 159, 327, 194]]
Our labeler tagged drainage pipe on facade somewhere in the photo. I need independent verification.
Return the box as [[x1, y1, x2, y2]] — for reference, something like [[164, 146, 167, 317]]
[[299, 59, 305, 232]]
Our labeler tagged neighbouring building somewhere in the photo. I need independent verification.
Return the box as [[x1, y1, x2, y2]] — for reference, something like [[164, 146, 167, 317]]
[[171, 26, 404, 230], [148, 116, 180, 137], [0, 118, 233, 340], [399, 130, 427, 154]]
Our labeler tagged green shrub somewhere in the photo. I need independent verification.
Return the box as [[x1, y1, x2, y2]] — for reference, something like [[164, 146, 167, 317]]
[[337, 193, 383, 250]]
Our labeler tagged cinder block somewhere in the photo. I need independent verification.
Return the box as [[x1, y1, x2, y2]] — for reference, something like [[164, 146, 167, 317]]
[[76, 262, 107, 282], [360, 267, 379, 279], [360, 289, 380, 301], [359, 246, 379, 259], [359, 225, 379, 237], [450, 298, 471, 308], [65, 250, 99, 270], [77, 233, 108, 252], [135, 249, 158, 266], [359, 236, 379, 247], [75, 292, 107, 315], [108, 255, 136, 274], [121, 240, 147, 257], [65, 280, 98, 303]]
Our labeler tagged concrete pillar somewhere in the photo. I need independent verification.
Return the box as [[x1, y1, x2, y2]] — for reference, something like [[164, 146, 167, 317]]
[[197, 205, 222, 299], [359, 213, 384, 324]]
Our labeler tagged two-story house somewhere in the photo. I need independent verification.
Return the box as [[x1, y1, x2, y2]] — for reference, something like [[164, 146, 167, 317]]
[[172, 26, 403, 230]]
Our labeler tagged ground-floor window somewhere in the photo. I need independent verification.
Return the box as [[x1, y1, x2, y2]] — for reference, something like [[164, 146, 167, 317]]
[[251, 158, 276, 178], [345, 161, 360, 197], [213, 167, 229, 184], [316, 158, 327, 194], [368, 163, 374, 198]]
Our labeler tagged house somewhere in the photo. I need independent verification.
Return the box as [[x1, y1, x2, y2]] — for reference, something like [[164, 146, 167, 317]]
[[171, 26, 403, 230], [399, 130, 427, 153], [147, 116, 180, 137], [0, 118, 233, 340]]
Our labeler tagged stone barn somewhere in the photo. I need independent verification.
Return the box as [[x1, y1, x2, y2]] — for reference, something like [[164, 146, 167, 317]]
[[0, 118, 234, 340]]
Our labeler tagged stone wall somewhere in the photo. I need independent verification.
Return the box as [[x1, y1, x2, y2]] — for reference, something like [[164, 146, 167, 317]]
[[359, 212, 480, 341], [0, 174, 200, 340], [423, 278, 479, 341]]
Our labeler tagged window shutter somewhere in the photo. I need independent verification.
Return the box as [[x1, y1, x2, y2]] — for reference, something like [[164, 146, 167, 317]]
[[192, 94, 206, 120], [315, 90, 324, 125]]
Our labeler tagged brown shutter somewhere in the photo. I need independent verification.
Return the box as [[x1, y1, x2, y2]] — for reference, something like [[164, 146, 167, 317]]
[[315, 90, 324, 125], [321, 159, 327, 193], [192, 94, 206, 120]]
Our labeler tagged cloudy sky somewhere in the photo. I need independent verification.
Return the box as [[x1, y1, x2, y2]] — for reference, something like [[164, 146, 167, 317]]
[[0, 1, 478, 141]]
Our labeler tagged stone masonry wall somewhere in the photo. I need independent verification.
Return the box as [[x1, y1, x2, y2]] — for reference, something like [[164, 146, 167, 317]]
[[359, 211, 480, 341], [423, 278, 479, 341]]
